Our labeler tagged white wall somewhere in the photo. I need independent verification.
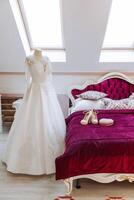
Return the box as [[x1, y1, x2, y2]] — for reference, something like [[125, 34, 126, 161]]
[[1, 72, 134, 95], [0, 0, 134, 95]]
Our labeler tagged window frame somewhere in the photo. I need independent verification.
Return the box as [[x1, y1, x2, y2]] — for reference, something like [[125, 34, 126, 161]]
[[17, 0, 65, 51], [102, 47, 134, 51]]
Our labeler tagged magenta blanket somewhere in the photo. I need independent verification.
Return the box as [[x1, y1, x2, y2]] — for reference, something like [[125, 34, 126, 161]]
[[56, 110, 134, 180]]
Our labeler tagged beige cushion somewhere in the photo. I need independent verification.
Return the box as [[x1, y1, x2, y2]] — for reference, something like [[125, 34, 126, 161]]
[[99, 118, 114, 126]]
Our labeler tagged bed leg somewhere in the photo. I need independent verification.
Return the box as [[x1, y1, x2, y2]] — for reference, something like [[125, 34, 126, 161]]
[[76, 179, 81, 189], [64, 178, 73, 195]]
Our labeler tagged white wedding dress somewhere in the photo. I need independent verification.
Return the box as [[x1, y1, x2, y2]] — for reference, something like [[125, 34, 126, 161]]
[[4, 56, 66, 175]]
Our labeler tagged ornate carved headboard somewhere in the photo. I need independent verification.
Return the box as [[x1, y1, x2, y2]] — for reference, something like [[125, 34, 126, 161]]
[[68, 72, 134, 105]]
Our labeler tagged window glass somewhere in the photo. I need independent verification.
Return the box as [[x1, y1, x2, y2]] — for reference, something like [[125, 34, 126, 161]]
[[103, 0, 134, 49], [20, 0, 63, 49]]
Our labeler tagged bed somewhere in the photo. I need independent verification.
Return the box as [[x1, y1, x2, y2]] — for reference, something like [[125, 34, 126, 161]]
[[55, 72, 134, 194]]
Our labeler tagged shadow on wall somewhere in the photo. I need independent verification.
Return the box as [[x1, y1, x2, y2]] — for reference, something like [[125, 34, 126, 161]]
[[57, 94, 69, 118]]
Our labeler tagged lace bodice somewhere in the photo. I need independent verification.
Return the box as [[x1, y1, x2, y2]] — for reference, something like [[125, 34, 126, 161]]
[[25, 56, 52, 85]]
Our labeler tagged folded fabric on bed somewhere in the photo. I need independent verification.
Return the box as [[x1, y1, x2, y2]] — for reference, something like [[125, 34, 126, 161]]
[[56, 109, 134, 180]]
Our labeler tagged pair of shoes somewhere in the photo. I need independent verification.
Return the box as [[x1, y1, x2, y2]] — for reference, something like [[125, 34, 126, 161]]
[[91, 110, 98, 125], [80, 110, 98, 125], [80, 110, 92, 125]]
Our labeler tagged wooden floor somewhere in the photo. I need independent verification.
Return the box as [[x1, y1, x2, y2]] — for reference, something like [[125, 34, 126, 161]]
[[1, 134, 134, 200]]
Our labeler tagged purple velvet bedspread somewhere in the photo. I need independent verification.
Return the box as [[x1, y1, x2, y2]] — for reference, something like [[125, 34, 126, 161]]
[[56, 110, 134, 180]]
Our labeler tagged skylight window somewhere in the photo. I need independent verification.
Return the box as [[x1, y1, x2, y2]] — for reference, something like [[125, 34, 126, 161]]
[[103, 0, 134, 49], [18, 0, 64, 50]]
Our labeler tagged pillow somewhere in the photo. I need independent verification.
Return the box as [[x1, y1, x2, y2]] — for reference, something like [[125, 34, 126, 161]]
[[77, 91, 107, 100], [126, 100, 134, 109], [129, 93, 134, 99], [103, 98, 128, 110], [99, 118, 114, 126], [70, 98, 105, 113]]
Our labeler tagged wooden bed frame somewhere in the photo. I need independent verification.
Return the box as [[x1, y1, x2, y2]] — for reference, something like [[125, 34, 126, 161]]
[[64, 72, 134, 195]]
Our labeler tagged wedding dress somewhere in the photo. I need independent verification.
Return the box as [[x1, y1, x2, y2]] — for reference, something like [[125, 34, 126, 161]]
[[3, 56, 66, 175]]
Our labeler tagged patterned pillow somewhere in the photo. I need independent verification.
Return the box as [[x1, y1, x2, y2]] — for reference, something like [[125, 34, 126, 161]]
[[77, 91, 107, 100], [103, 98, 128, 109], [126, 100, 134, 109]]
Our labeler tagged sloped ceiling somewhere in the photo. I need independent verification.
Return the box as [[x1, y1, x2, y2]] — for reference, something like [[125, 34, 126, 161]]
[[0, 0, 134, 73], [0, 0, 26, 72]]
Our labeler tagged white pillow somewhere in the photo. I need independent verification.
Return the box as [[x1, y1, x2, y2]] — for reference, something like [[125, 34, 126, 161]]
[[77, 91, 107, 100], [129, 93, 134, 99], [103, 98, 128, 110], [70, 98, 105, 113]]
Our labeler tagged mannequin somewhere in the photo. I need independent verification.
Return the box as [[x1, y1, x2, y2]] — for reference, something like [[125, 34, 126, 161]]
[[33, 48, 42, 59], [26, 49, 49, 73], [26, 49, 43, 66]]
